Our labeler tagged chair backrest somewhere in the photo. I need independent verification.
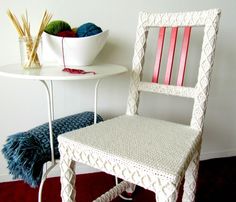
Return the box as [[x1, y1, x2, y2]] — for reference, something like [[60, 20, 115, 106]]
[[126, 9, 221, 132]]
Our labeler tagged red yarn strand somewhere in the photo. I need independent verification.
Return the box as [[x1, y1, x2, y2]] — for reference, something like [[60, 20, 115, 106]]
[[61, 37, 96, 75]]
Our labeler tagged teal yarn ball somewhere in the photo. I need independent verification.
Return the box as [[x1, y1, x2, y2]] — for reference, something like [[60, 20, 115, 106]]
[[76, 22, 102, 37], [44, 20, 71, 35]]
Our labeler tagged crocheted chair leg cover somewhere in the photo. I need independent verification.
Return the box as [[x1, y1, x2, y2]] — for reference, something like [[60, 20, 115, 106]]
[[182, 151, 200, 202], [93, 181, 131, 202], [125, 183, 136, 195], [154, 180, 179, 202], [60, 153, 76, 202], [155, 192, 178, 202]]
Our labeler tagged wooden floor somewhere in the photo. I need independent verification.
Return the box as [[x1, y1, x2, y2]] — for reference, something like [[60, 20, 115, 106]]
[[0, 156, 236, 202]]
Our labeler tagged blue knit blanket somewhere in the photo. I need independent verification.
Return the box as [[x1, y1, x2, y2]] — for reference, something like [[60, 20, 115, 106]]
[[2, 111, 103, 188]]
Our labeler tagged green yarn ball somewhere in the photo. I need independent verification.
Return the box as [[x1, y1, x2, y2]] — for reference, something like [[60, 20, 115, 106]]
[[44, 20, 71, 35]]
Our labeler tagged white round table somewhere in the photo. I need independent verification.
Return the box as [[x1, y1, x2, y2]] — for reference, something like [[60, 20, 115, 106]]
[[0, 63, 127, 80], [0, 63, 128, 202]]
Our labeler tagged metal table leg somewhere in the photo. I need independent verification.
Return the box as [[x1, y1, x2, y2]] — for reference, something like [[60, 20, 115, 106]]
[[37, 79, 102, 202], [94, 79, 101, 124], [38, 80, 57, 202]]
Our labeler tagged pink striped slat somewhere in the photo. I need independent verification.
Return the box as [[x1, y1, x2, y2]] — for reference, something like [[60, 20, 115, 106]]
[[152, 27, 166, 83], [164, 27, 178, 85], [177, 27, 191, 86]]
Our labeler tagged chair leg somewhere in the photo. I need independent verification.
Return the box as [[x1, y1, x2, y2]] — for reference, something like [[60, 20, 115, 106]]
[[60, 155, 76, 202], [155, 181, 179, 202], [94, 181, 131, 202], [115, 176, 135, 199], [125, 183, 136, 196], [182, 151, 200, 202]]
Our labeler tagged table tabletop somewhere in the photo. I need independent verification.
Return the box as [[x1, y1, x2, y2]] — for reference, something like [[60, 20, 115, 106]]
[[0, 63, 128, 81]]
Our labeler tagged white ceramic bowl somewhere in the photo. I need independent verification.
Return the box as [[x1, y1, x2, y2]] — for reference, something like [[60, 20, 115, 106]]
[[42, 30, 109, 66]]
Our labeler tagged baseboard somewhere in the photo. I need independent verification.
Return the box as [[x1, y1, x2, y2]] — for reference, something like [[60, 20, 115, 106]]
[[0, 174, 18, 183], [200, 149, 236, 160], [0, 163, 99, 183], [1, 150, 236, 183]]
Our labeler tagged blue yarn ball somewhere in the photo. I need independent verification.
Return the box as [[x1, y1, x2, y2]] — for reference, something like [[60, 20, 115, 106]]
[[76, 22, 102, 37]]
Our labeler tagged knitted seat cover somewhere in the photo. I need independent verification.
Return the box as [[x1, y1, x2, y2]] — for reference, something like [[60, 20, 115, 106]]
[[2, 111, 103, 187], [59, 115, 201, 179]]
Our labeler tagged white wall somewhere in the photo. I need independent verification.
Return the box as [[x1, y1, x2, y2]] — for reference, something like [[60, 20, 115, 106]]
[[0, 0, 236, 182]]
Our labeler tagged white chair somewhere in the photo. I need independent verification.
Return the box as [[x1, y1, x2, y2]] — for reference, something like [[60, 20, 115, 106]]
[[58, 9, 221, 202]]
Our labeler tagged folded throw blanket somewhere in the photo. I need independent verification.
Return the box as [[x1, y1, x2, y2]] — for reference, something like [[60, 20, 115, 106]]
[[2, 111, 103, 188]]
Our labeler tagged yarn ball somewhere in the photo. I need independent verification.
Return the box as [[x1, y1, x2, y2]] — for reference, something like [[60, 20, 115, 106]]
[[44, 20, 71, 35], [57, 30, 77, 37], [76, 22, 102, 37], [72, 27, 78, 34]]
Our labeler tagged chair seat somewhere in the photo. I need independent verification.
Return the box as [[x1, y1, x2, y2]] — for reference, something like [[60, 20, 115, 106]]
[[59, 115, 201, 179]]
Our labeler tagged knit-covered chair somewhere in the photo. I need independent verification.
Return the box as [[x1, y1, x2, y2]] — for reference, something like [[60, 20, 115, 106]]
[[58, 9, 221, 202]]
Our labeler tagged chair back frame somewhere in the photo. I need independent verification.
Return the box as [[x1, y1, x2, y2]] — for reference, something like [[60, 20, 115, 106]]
[[126, 9, 221, 132]]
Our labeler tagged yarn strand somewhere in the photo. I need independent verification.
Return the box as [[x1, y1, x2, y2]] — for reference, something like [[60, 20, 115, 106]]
[[61, 37, 96, 75], [61, 37, 66, 68]]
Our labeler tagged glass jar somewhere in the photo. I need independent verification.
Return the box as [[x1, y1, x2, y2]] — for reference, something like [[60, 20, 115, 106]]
[[19, 36, 42, 69]]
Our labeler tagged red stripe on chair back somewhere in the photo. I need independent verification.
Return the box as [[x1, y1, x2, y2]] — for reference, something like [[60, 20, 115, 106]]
[[164, 27, 178, 85], [152, 27, 166, 83], [177, 27, 191, 86], [152, 26, 192, 86]]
